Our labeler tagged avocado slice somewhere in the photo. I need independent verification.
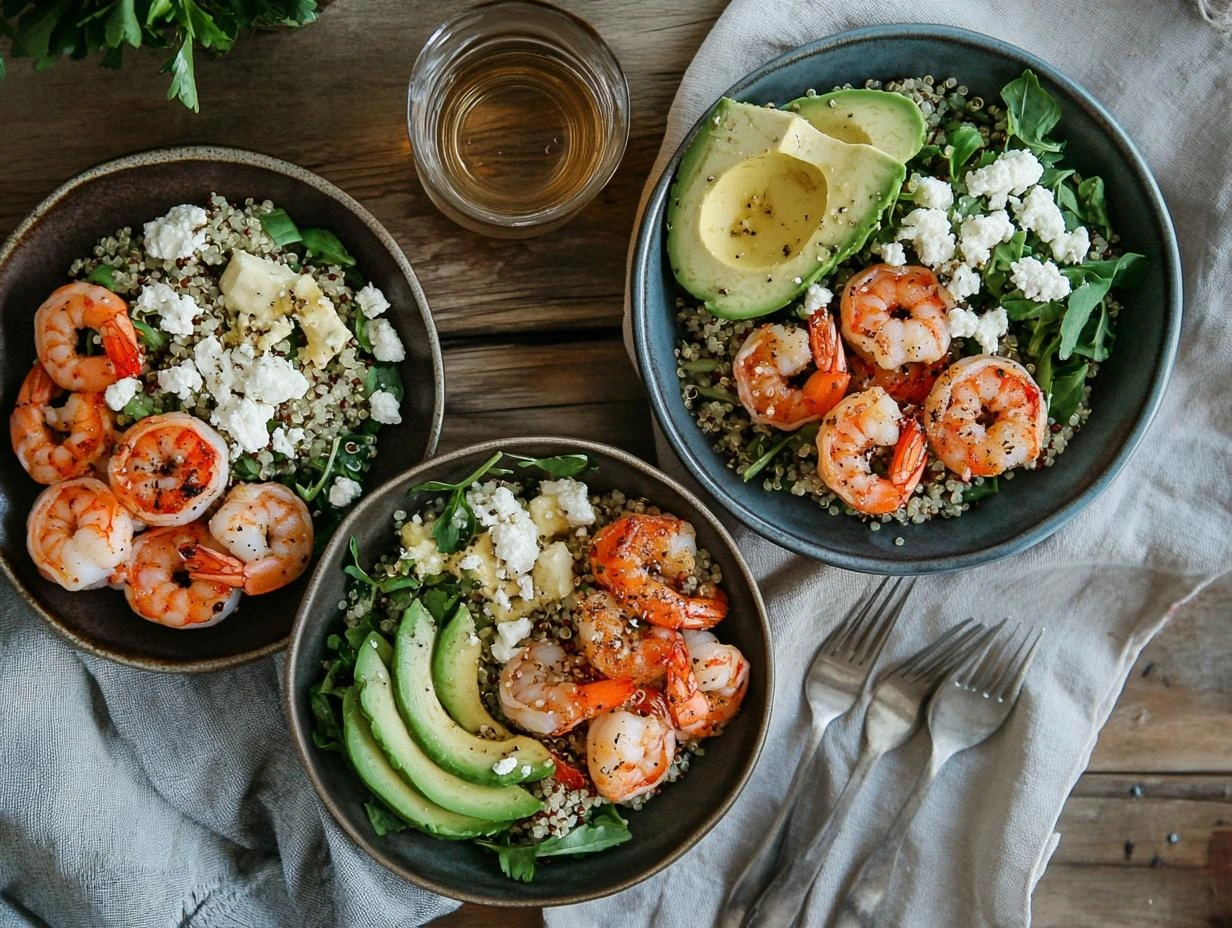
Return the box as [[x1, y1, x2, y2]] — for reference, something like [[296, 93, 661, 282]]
[[341, 688, 501, 839], [355, 633, 542, 821], [666, 98, 905, 320], [433, 605, 512, 738], [393, 600, 555, 786], [789, 89, 927, 163]]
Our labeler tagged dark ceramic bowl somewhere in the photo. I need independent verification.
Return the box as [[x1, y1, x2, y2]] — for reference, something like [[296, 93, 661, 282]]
[[631, 25, 1181, 574], [284, 437, 772, 905], [0, 147, 444, 671]]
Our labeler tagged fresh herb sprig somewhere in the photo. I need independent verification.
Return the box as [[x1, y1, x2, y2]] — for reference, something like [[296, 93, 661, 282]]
[[0, 1, 319, 112], [475, 804, 633, 883]]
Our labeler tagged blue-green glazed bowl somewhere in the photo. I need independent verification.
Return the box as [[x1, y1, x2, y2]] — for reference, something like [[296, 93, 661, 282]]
[[631, 24, 1181, 574]]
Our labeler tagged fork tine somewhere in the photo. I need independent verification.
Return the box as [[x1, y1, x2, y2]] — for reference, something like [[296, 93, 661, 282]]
[[850, 578, 913, 666], [826, 576, 894, 657], [895, 617, 975, 678], [995, 627, 1044, 702], [972, 622, 1021, 694], [982, 625, 1031, 697], [954, 618, 1007, 687], [903, 619, 985, 680]]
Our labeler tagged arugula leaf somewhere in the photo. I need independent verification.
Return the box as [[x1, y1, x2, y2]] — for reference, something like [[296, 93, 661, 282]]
[[476, 805, 632, 883], [302, 228, 356, 268], [131, 315, 169, 352], [232, 455, 262, 481], [104, 0, 140, 47], [742, 423, 818, 482], [295, 434, 341, 503], [364, 801, 409, 837], [983, 231, 1027, 299], [506, 453, 591, 478], [409, 452, 507, 555], [86, 263, 116, 289], [1077, 176, 1112, 239], [947, 124, 984, 182], [962, 477, 1000, 503], [122, 391, 159, 421], [420, 585, 463, 623], [1001, 69, 1062, 154], [259, 208, 303, 248], [163, 31, 197, 112], [1057, 252, 1144, 359], [1049, 361, 1090, 422], [344, 536, 420, 594], [365, 363, 404, 401], [309, 681, 342, 752]]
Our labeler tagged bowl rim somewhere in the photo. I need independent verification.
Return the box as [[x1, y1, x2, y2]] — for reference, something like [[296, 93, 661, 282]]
[[0, 144, 446, 672], [282, 435, 774, 906], [630, 22, 1183, 574]]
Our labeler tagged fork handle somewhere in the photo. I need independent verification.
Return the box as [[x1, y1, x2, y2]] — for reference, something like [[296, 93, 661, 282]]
[[742, 742, 882, 928], [718, 726, 826, 928], [831, 754, 946, 928]]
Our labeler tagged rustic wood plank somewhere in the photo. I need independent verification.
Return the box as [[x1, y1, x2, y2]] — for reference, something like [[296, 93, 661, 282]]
[[430, 905, 541, 928]]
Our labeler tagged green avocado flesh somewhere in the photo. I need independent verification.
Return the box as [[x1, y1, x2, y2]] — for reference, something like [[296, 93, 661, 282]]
[[356, 633, 542, 821], [789, 89, 927, 163], [341, 688, 501, 839], [666, 97, 906, 319], [393, 600, 555, 786], [433, 605, 512, 738]]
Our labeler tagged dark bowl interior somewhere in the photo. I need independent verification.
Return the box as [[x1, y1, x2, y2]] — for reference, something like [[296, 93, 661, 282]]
[[284, 437, 772, 906], [632, 25, 1181, 574], [0, 147, 444, 671]]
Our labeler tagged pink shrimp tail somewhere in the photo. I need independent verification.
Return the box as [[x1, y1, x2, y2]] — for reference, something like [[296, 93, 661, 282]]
[[890, 418, 928, 490], [574, 678, 638, 720], [680, 586, 729, 629], [100, 320, 143, 379], [181, 543, 246, 589]]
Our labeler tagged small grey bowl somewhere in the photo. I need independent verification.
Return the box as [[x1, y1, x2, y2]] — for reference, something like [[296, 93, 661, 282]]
[[0, 147, 444, 671], [284, 436, 772, 906], [630, 25, 1182, 574]]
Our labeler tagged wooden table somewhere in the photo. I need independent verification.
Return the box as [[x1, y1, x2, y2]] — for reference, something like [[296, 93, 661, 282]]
[[1, 2, 1228, 925]]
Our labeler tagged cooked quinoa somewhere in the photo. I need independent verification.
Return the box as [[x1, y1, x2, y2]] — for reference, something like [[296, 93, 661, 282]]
[[675, 75, 1123, 527]]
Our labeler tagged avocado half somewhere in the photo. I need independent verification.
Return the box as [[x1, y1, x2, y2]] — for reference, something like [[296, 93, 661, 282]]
[[666, 98, 906, 320], [789, 89, 927, 163]]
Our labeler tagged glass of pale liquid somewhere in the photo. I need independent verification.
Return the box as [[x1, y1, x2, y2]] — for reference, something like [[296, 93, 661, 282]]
[[408, 0, 630, 238]]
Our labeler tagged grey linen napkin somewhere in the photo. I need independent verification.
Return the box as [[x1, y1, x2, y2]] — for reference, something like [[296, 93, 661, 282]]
[[550, 1, 1232, 926]]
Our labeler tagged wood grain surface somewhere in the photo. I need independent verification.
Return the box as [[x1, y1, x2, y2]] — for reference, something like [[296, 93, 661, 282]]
[[1, 1, 1228, 925]]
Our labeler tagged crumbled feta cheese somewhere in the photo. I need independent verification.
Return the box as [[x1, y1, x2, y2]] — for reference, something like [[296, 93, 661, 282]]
[[801, 283, 833, 316], [964, 149, 1044, 209], [958, 211, 1016, 266], [355, 283, 391, 319], [104, 377, 141, 411], [491, 513, 539, 578], [1012, 185, 1066, 244], [908, 173, 955, 211], [156, 360, 204, 402], [242, 354, 309, 405], [538, 478, 595, 526], [212, 395, 275, 455], [458, 554, 483, 571], [1011, 256, 1072, 302], [467, 482, 525, 527], [949, 306, 1009, 354], [947, 306, 979, 340], [1050, 226, 1091, 265], [367, 318, 405, 362], [327, 476, 363, 508], [368, 389, 402, 425], [516, 574, 534, 600], [875, 242, 907, 266], [142, 204, 208, 262], [493, 586, 512, 612], [896, 208, 956, 267], [270, 427, 295, 457], [193, 335, 235, 403], [491, 756, 518, 776], [286, 426, 305, 447], [135, 282, 201, 337], [945, 264, 982, 301]]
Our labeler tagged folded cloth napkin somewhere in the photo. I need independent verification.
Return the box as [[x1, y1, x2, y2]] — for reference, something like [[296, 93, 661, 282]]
[[551, 1, 1232, 926]]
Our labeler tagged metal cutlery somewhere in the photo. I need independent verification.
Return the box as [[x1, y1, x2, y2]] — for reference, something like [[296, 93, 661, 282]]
[[719, 577, 913, 928], [742, 618, 991, 928], [831, 622, 1044, 928]]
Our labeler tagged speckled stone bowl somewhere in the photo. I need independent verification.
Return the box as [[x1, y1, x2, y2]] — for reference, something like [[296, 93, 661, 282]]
[[0, 147, 444, 671], [285, 437, 772, 905], [631, 25, 1181, 573]]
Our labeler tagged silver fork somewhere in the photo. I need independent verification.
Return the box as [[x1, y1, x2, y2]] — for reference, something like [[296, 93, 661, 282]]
[[718, 578, 912, 928], [832, 622, 1044, 928], [742, 618, 990, 928]]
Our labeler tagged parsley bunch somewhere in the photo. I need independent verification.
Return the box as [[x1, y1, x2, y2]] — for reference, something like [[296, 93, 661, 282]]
[[0, 0, 319, 112]]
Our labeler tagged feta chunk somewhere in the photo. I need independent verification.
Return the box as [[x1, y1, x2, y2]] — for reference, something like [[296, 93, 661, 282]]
[[367, 318, 405, 363], [355, 283, 391, 318], [242, 354, 309, 405], [155, 360, 204, 402], [945, 264, 982, 302], [490, 756, 518, 775], [958, 211, 1016, 266], [801, 283, 833, 316], [874, 241, 907, 266], [949, 306, 1010, 355], [1013, 185, 1067, 244], [467, 482, 525, 527], [136, 282, 201, 337], [947, 306, 980, 341], [538, 478, 595, 526], [458, 554, 483, 572], [491, 617, 534, 664], [1011, 256, 1072, 302], [270, 427, 295, 457], [964, 149, 1044, 209], [193, 335, 235, 402], [212, 395, 275, 455], [328, 476, 363, 508], [104, 377, 141, 412], [490, 512, 539, 577], [896, 208, 956, 267], [368, 389, 402, 425], [1050, 226, 1091, 265], [908, 173, 955, 211], [143, 204, 208, 262]]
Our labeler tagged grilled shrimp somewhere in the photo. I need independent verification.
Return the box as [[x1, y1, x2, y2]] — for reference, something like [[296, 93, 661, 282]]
[[10, 362, 115, 484], [107, 412, 229, 526], [27, 477, 133, 591], [586, 689, 677, 804], [590, 514, 728, 630], [34, 282, 142, 392], [848, 351, 949, 407], [663, 630, 750, 741], [123, 522, 242, 629], [732, 310, 850, 431], [923, 355, 1047, 480], [840, 264, 953, 370], [498, 639, 636, 737], [181, 483, 313, 595], [816, 386, 928, 515], [578, 589, 680, 685]]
